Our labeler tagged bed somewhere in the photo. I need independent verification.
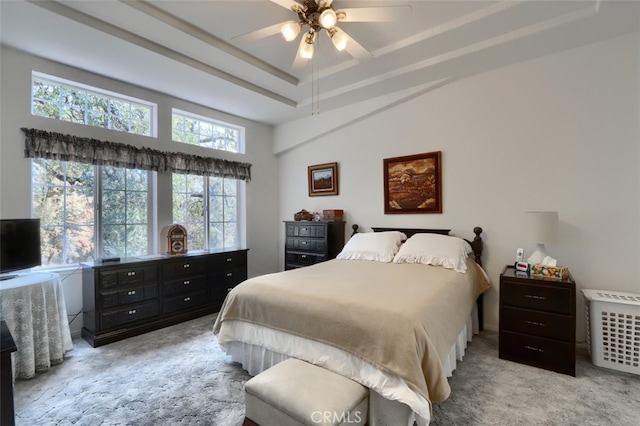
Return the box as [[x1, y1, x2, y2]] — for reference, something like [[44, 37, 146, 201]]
[[213, 226, 489, 426]]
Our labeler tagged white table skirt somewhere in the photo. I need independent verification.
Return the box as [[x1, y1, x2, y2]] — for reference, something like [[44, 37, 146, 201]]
[[0, 272, 73, 379]]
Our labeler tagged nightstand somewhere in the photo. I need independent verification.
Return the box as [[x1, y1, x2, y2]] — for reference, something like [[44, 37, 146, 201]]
[[499, 265, 576, 376]]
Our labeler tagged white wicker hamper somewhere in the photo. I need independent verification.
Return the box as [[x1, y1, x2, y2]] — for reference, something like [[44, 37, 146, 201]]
[[582, 289, 640, 375]]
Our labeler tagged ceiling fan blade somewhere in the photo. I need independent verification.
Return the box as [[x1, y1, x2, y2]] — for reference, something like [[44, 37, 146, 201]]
[[291, 54, 309, 71], [232, 22, 287, 42], [270, 0, 306, 13], [338, 28, 373, 62], [337, 6, 412, 22]]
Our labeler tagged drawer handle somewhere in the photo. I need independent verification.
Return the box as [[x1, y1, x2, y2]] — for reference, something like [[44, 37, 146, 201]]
[[226, 272, 232, 277], [525, 320, 546, 327], [525, 294, 546, 300], [183, 280, 190, 285], [127, 290, 136, 296], [226, 258, 232, 262], [302, 227, 308, 231], [128, 309, 137, 315], [184, 297, 191, 302], [183, 264, 190, 268], [524, 345, 545, 353], [127, 271, 136, 276], [301, 241, 308, 245], [301, 255, 307, 259]]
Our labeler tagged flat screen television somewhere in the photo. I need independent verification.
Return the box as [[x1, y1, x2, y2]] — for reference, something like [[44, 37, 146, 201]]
[[0, 218, 41, 280]]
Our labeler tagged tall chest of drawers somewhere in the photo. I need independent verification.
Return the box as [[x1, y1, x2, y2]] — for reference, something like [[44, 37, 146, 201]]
[[82, 249, 247, 347], [499, 265, 576, 376], [284, 221, 345, 270]]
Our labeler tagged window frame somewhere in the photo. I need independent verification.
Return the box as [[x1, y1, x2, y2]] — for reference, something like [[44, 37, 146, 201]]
[[171, 109, 245, 154], [32, 158, 156, 267], [31, 71, 157, 137]]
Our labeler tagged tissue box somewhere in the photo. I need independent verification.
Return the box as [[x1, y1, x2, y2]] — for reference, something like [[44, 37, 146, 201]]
[[530, 264, 569, 280]]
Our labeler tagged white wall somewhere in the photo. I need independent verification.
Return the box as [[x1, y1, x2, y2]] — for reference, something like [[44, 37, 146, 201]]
[[276, 33, 640, 340], [0, 46, 280, 336]]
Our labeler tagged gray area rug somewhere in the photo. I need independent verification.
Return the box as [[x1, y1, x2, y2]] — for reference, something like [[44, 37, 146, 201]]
[[13, 314, 640, 425]]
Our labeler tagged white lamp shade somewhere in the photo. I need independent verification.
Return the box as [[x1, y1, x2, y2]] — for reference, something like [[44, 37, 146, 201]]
[[319, 9, 337, 28], [281, 22, 300, 42], [330, 28, 348, 51], [298, 33, 315, 59], [527, 211, 558, 244]]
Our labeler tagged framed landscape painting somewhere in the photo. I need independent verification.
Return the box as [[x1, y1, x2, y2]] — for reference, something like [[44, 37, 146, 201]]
[[308, 162, 339, 196], [383, 151, 442, 214]]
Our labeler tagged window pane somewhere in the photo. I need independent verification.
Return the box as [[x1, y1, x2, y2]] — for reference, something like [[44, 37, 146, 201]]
[[126, 225, 147, 257], [209, 223, 224, 250], [172, 111, 243, 153], [31, 73, 154, 137], [224, 222, 237, 249], [32, 159, 96, 266], [103, 190, 126, 224], [103, 224, 125, 257], [127, 191, 147, 224]]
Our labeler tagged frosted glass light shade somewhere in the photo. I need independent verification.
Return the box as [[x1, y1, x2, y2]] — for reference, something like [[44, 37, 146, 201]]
[[319, 9, 337, 28], [281, 22, 300, 41]]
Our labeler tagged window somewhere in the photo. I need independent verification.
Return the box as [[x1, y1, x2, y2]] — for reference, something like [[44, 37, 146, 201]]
[[172, 174, 240, 251], [31, 72, 156, 136], [32, 159, 153, 266], [172, 110, 244, 153]]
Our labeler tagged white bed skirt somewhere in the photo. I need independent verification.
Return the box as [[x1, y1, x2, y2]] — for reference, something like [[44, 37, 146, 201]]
[[220, 305, 479, 426]]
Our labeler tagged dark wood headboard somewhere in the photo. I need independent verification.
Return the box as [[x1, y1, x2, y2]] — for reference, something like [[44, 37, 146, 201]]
[[369, 226, 484, 267]]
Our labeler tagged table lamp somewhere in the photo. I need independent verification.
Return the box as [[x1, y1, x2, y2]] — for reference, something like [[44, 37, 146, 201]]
[[526, 211, 558, 265]]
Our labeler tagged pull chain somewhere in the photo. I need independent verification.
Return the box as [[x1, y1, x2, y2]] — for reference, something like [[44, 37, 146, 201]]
[[312, 36, 320, 115]]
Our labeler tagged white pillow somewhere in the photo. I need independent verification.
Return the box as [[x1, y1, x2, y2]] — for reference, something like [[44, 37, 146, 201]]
[[336, 231, 407, 262], [392, 233, 473, 273]]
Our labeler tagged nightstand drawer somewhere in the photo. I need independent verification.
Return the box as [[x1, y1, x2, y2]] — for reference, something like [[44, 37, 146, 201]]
[[286, 253, 326, 266], [501, 306, 573, 341], [286, 237, 326, 253], [500, 331, 575, 375], [502, 281, 572, 314]]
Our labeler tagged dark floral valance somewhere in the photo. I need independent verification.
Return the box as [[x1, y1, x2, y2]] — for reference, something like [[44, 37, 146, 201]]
[[21, 128, 252, 182]]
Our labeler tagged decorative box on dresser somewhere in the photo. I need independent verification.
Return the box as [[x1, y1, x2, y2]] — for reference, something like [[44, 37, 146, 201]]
[[284, 221, 345, 270], [82, 249, 247, 347], [499, 265, 576, 376]]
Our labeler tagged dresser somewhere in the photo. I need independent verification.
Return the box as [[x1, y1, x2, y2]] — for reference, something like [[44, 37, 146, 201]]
[[499, 265, 576, 376], [284, 221, 345, 270], [82, 249, 247, 347]]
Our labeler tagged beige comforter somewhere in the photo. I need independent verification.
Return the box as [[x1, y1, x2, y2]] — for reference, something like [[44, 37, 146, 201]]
[[213, 257, 489, 404]]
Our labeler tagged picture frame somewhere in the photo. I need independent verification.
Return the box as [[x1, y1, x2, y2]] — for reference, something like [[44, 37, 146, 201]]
[[308, 162, 339, 196], [383, 151, 442, 214]]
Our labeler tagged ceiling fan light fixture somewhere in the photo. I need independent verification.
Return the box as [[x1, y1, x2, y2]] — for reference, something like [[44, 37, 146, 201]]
[[329, 28, 348, 51], [298, 31, 315, 59], [281, 21, 301, 42], [319, 9, 337, 29], [316, 0, 333, 8]]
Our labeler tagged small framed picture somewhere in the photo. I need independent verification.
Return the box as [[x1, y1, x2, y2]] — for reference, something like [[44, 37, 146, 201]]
[[308, 162, 339, 196]]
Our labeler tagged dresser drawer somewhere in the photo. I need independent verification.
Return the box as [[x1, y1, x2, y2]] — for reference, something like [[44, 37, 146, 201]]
[[101, 283, 158, 309], [286, 253, 326, 266], [100, 300, 159, 330], [209, 251, 247, 272], [162, 276, 207, 296], [161, 258, 207, 279], [500, 331, 575, 375], [501, 306, 573, 341], [286, 237, 326, 253], [163, 290, 208, 314], [99, 265, 158, 289], [502, 281, 572, 314], [286, 223, 326, 237]]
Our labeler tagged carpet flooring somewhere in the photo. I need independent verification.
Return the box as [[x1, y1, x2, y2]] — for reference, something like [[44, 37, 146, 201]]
[[13, 314, 640, 425]]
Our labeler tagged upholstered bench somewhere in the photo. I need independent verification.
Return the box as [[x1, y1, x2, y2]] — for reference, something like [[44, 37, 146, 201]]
[[243, 358, 369, 426]]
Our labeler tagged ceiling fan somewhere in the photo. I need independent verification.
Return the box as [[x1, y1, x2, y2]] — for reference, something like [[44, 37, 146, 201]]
[[234, 0, 412, 68]]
